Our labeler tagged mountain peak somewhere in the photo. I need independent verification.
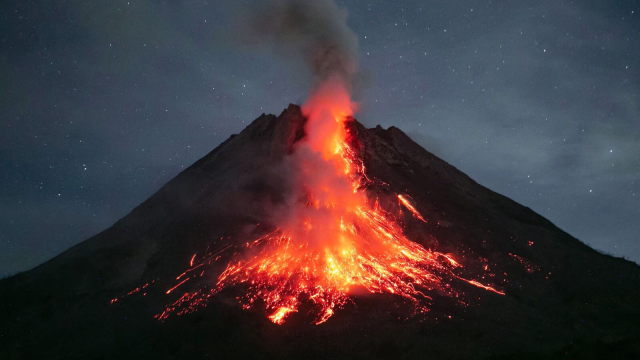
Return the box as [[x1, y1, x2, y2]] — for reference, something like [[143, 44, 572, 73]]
[[1, 107, 639, 359]]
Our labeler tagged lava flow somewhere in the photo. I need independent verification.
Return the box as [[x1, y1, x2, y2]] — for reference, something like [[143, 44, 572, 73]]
[[145, 76, 505, 325]]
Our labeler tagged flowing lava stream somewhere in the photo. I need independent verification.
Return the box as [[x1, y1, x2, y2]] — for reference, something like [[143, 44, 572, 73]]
[[146, 77, 504, 325]]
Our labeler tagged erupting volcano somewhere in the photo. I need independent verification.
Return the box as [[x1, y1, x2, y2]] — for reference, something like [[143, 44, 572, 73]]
[[2, 0, 640, 358], [3, 103, 640, 360], [150, 77, 504, 326]]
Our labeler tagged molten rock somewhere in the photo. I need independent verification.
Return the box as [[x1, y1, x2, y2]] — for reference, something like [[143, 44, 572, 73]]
[[1, 105, 639, 359]]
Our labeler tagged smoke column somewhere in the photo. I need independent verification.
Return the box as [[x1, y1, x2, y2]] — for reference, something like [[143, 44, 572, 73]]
[[247, 0, 359, 90], [245, 0, 361, 248]]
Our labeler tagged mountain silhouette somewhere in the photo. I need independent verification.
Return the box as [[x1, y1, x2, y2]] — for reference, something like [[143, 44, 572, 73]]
[[1, 104, 639, 359]]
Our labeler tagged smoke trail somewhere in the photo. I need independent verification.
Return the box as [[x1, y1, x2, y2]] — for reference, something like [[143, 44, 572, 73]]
[[246, 0, 359, 89]]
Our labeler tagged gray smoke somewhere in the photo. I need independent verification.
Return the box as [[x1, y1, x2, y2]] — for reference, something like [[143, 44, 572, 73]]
[[246, 0, 359, 88]]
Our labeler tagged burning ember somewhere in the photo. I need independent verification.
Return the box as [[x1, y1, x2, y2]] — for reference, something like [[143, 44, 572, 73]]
[[141, 76, 505, 325]]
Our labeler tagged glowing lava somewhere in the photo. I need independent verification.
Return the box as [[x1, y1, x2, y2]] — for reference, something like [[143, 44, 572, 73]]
[[146, 76, 505, 325], [398, 194, 428, 223]]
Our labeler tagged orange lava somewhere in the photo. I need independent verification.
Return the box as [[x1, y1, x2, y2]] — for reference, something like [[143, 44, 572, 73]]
[[462, 279, 505, 295], [398, 194, 428, 223], [207, 76, 503, 324], [150, 76, 504, 325]]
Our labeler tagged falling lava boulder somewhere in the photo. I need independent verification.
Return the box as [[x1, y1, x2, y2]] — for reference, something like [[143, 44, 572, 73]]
[[1, 104, 639, 360]]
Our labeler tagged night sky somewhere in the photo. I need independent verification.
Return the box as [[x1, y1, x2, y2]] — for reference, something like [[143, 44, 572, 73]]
[[1, 0, 639, 276]]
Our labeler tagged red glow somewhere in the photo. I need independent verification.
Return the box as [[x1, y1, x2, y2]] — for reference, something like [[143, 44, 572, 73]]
[[166, 278, 190, 295], [463, 279, 505, 295], [398, 194, 427, 223], [145, 76, 505, 325]]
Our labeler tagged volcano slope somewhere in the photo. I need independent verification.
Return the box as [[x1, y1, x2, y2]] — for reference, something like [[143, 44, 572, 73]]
[[1, 104, 639, 360]]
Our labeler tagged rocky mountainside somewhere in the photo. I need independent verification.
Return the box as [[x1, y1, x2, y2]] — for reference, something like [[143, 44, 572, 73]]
[[1, 104, 639, 359]]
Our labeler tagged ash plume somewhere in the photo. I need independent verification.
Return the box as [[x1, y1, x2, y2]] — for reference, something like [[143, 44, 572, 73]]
[[245, 0, 359, 89]]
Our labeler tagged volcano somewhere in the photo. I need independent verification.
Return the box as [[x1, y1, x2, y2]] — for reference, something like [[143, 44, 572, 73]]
[[1, 104, 639, 359]]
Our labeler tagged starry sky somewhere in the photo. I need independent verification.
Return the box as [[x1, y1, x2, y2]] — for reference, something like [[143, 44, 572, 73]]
[[1, 0, 639, 276]]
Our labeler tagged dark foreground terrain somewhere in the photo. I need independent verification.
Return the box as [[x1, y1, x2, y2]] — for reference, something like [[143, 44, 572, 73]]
[[1, 105, 639, 359]]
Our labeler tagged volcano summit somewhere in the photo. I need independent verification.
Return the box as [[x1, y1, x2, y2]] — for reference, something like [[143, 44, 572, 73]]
[[1, 104, 639, 359]]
